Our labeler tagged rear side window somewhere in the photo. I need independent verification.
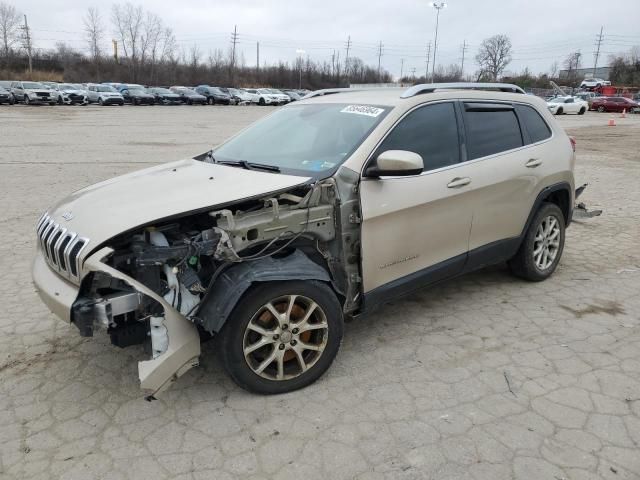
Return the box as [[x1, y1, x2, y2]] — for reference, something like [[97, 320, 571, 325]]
[[374, 102, 460, 171], [516, 105, 552, 144], [463, 106, 523, 160]]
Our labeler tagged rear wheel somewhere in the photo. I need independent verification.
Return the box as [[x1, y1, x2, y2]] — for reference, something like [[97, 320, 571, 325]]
[[597, 106, 605, 113], [556, 107, 563, 115], [509, 203, 565, 282], [99, 98, 104, 106], [207, 97, 215, 105], [259, 97, 266, 106], [216, 280, 343, 394], [578, 107, 586, 115]]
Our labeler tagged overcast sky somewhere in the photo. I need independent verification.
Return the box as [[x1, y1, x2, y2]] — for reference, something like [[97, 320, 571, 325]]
[[17, 0, 640, 78]]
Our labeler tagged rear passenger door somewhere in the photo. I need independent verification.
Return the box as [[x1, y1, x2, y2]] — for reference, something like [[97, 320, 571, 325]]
[[461, 102, 552, 268]]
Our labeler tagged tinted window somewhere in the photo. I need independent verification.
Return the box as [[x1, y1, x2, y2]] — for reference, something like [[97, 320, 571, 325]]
[[516, 105, 552, 144], [374, 102, 460, 171], [464, 107, 523, 159]]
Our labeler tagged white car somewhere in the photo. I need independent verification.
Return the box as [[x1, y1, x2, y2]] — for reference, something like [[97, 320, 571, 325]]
[[228, 88, 257, 105], [547, 96, 588, 115], [86, 84, 125, 106], [51, 83, 90, 105], [580, 78, 611, 89], [267, 89, 291, 105], [245, 88, 279, 106]]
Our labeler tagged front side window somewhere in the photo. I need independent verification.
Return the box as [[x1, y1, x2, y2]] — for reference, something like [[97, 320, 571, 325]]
[[463, 106, 523, 160], [373, 102, 460, 172], [214, 103, 389, 175], [516, 104, 552, 144]]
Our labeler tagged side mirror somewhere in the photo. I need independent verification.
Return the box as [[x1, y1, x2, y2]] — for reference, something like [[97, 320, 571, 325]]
[[365, 150, 424, 177]]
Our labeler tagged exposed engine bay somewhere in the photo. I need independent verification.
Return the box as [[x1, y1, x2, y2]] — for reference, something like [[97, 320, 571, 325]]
[[71, 167, 362, 378]]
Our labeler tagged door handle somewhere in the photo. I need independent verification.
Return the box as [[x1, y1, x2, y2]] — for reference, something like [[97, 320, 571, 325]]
[[525, 158, 542, 168], [447, 177, 471, 188]]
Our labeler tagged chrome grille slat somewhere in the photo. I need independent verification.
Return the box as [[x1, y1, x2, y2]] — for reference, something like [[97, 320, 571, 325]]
[[35, 213, 89, 284]]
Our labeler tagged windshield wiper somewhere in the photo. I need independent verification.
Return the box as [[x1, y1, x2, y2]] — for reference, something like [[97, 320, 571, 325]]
[[216, 160, 281, 172]]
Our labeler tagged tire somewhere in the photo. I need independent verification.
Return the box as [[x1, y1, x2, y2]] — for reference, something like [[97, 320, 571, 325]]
[[508, 203, 565, 282], [207, 97, 215, 105], [49, 102, 56, 106], [578, 107, 586, 115], [9, 95, 15, 105], [99, 98, 104, 106], [597, 106, 605, 113], [57, 96, 63, 105], [216, 280, 344, 394], [24, 95, 30, 105], [188, 99, 192, 105], [556, 107, 563, 115]]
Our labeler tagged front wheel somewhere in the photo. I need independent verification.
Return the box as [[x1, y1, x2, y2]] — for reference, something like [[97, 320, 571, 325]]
[[24, 96, 30, 105], [578, 107, 586, 115], [509, 203, 565, 282], [207, 97, 215, 105], [597, 106, 605, 113], [555, 107, 563, 115], [216, 280, 343, 394]]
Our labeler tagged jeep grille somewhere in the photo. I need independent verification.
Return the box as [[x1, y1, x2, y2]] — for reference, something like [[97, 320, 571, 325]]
[[36, 213, 88, 283]]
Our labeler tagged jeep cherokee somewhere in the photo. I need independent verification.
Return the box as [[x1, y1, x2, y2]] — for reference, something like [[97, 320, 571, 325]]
[[32, 83, 575, 396]]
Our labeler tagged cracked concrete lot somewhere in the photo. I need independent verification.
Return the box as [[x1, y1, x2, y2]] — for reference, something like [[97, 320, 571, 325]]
[[1, 105, 639, 480]]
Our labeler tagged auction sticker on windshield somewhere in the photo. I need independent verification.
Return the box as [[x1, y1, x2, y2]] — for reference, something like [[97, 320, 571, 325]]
[[341, 105, 385, 117]]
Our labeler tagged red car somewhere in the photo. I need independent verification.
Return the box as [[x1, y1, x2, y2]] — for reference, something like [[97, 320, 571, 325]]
[[591, 96, 640, 113]]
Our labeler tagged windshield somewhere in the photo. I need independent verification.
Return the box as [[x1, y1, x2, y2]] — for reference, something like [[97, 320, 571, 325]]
[[129, 87, 145, 93], [23, 82, 44, 89], [72, 84, 85, 90], [59, 84, 75, 90], [152, 88, 172, 94], [214, 103, 389, 175], [96, 85, 116, 92]]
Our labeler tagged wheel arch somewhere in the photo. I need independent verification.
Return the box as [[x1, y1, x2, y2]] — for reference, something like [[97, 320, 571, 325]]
[[196, 249, 335, 334], [521, 182, 573, 239]]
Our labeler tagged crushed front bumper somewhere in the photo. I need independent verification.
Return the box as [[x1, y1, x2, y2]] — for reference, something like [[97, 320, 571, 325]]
[[32, 247, 201, 396]]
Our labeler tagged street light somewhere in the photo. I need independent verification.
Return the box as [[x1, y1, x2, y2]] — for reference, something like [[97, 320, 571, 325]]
[[296, 49, 306, 89], [429, 1, 447, 83]]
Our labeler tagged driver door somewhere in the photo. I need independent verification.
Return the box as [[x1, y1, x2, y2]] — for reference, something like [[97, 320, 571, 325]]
[[359, 102, 473, 305]]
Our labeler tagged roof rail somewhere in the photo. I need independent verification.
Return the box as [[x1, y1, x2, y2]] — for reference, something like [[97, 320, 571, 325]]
[[400, 82, 526, 98], [302, 88, 374, 99]]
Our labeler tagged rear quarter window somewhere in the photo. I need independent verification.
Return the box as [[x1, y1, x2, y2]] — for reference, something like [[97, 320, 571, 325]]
[[515, 104, 552, 144], [463, 105, 523, 160]]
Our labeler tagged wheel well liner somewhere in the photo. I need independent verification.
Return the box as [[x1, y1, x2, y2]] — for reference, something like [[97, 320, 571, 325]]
[[196, 249, 332, 333]]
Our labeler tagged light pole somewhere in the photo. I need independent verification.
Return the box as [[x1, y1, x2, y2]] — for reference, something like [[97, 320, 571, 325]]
[[429, 2, 447, 83], [296, 49, 306, 89]]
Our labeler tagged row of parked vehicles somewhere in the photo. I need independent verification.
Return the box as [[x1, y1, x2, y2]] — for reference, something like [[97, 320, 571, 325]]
[[0, 80, 311, 106], [545, 91, 640, 115]]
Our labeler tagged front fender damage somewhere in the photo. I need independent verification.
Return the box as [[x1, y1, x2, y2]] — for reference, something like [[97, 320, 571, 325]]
[[84, 247, 201, 397]]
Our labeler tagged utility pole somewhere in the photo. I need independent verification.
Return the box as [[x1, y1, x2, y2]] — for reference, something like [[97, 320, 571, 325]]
[[21, 15, 33, 75], [411, 67, 416, 80], [593, 26, 604, 76], [400, 58, 404, 81], [230, 25, 238, 82], [425, 42, 431, 81], [112, 39, 118, 63], [256, 41, 260, 75], [460, 40, 468, 77], [345, 35, 352, 79], [377, 41, 383, 82], [331, 50, 336, 77]]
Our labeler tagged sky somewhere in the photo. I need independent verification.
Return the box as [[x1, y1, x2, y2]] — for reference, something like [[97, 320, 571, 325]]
[[16, 0, 640, 79]]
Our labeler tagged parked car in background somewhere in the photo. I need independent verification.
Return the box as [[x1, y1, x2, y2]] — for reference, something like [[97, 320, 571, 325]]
[[239, 88, 260, 104], [248, 88, 279, 105], [226, 88, 256, 104], [147, 87, 182, 105], [86, 84, 125, 105], [591, 96, 640, 113], [546, 96, 588, 115], [0, 85, 14, 104], [580, 78, 611, 89], [195, 85, 232, 105], [10, 81, 57, 105], [119, 84, 155, 105], [282, 89, 302, 101], [49, 83, 89, 105], [169, 86, 207, 105], [268, 89, 291, 105]]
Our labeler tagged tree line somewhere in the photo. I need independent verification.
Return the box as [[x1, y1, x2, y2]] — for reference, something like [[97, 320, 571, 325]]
[[0, 1, 391, 88]]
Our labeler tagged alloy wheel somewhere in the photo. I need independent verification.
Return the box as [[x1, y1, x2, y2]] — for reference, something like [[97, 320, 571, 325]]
[[242, 295, 329, 381], [533, 215, 561, 271]]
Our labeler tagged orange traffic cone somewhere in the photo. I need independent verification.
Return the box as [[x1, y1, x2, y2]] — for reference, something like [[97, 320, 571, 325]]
[[621, 109, 626, 118], [608, 117, 616, 126]]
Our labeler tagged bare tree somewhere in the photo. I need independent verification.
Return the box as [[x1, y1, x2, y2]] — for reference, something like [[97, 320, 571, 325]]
[[83, 7, 103, 76], [563, 51, 582, 83], [111, 2, 144, 80], [549, 61, 559, 78], [475, 34, 512, 81], [0, 2, 21, 58]]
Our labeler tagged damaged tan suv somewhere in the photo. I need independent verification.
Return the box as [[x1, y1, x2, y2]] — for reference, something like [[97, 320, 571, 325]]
[[32, 83, 575, 396]]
